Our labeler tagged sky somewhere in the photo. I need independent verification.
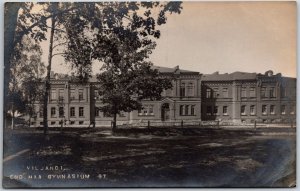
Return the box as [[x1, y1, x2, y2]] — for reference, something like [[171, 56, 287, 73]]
[[42, 1, 296, 77]]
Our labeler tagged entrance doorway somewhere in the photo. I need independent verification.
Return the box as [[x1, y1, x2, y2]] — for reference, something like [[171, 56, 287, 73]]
[[161, 103, 170, 121]]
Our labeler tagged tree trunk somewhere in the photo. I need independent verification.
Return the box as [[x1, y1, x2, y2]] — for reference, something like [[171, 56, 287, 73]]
[[112, 113, 117, 131], [4, 3, 22, 130], [43, 5, 57, 136]]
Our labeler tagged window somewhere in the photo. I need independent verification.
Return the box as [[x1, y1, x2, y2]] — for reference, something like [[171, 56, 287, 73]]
[[51, 121, 56, 125], [213, 88, 218, 98], [250, 105, 255, 115], [70, 121, 75, 125], [59, 89, 64, 101], [290, 105, 295, 115], [206, 106, 212, 115], [70, 89, 75, 100], [213, 106, 218, 115], [138, 105, 154, 116], [59, 107, 64, 117], [185, 105, 189, 115], [39, 107, 43, 118], [70, 107, 75, 117], [281, 105, 286, 115], [119, 111, 125, 117], [95, 107, 100, 117], [180, 83, 185, 97], [206, 89, 212, 98], [270, 87, 276, 98], [270, 105, 275, 115], [241, 87, 247, 98], [79, 89, 84, 100], [261, 87, 267, 98], [222, 88, 228, 98], [250, 87, 256, 97], [149, 105, 154, 115], [241, 105, 246, 115], [223, 106, 228, 115], [79, 107, 84, 117], [94, 90, 100, 100], [51, 90, 56, 100], [191, 105, 195, 116], [187, 83, 194, 96], [262, 105, 267, 115], [180, 105, 184, 116], [51, 107, 56, 117], [281, 87, 286, 98], [79, 121, 84, 125]]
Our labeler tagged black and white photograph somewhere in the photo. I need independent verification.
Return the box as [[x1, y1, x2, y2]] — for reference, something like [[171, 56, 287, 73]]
[[2, 1, 296, 188]]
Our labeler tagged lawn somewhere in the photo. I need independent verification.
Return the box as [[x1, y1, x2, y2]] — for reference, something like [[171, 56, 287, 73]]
[[2, 127, 296, 188]]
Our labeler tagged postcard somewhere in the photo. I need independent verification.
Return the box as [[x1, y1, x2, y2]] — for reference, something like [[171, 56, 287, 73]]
[[3, 1, 296, 188]]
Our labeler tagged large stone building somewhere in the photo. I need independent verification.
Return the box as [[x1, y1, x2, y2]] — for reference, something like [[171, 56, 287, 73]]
[[32, 66, 296, 127]]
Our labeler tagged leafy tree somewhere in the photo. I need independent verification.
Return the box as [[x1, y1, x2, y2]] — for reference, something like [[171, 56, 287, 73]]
[[62, 2, 182, 129], [7, 35, 45, 128], [5, 2, 182, 131]]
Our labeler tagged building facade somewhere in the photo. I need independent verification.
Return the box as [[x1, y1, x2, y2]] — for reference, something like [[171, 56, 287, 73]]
[[32, 67, 296, 127]]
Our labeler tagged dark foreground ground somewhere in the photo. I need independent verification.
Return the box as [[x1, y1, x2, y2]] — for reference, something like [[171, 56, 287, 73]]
[[2, 127, 296, 188]]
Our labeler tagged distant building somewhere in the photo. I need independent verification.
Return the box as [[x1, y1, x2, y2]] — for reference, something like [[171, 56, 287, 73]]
[[201, 70, 296, 123], [32, 67, 296, 127]]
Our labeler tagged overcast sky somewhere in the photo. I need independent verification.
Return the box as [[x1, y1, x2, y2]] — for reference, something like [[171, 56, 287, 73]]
[[44, 1, 296, 77]]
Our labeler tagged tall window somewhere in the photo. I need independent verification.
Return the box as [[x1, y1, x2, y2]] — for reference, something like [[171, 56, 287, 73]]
[[222, 88, 228, 98], [180, 83, 185, 97], [70, 89, 75, 100], [59, 107, 64, 117], [58, 89, 64, 101], [223, 106, 228, 115], [270, 87, 276, 98], [213, 88, 218, 98], [95, 107, 100, 117], [241, 87, 247, 98], [191, 105, 195, 116], [180, 105, 184, 116], [290, 105, 295, 115], [94, 90, 100, 100], [207, 106, 212, 115], [79, 89, 84, 100], [281, 105, 286, 115], [250, 105, 255, 115], [187, 83, 194, 96], [241, 105, 246, 115], [281, 87, 286, 98], [206, 89, 212, 98], [51, 107, 56, 117], [261, 87, 267, 98], [51, 90, 56, 100], [262, 105, 267, 115], [213, 106, 218, 115], [149, 105, 154, 115], [79, 107, 84, 117], [270, 105, 275, 115], [39, 107, 44, 118], [250, 87, 256, 97], [70, 107, 75, 117], [185, 105, 189, 115]]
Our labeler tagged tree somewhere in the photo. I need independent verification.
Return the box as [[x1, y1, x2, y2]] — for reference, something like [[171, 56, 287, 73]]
[[7, 35, 45, 128], [62, 2, 182, 129], [5, 2, 182, 131]]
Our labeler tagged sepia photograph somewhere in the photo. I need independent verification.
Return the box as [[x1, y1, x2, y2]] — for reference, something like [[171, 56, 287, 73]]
[[3, 1, 296, 188]]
